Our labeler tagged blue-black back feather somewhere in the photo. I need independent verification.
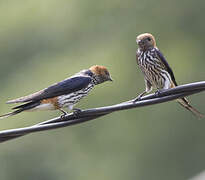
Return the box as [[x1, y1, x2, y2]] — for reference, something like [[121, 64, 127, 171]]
[[8, 76, 92, 104], [34, 76, 92, 100]]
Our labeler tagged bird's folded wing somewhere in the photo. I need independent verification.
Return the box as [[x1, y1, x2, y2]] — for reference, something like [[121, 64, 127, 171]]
[[7, 76, 92, 104], [155, 48, 178, 86]]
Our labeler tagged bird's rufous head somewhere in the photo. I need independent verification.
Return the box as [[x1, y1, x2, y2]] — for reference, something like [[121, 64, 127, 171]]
[[89, 65, 112, 84], [136, 33, 156, 51]]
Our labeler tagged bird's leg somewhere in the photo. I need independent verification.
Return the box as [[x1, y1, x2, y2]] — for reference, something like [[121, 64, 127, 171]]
[[133, 79, 152, 102], [59, 109, 68, 120], [133, 90, 147, 102], [73, 108, 82, 117]]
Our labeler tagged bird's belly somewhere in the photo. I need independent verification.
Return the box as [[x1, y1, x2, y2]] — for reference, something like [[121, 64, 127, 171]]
[[58, 93, 85, 108], [27, 103, 56, 111], [57, 84, 94, 108], [141, 65, 171, 90]]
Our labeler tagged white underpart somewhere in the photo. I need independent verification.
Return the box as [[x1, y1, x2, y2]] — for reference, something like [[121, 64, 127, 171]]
[[67, 104, 74, 111], [161, 69, 172, 89], [57, 83, 94, 110], [27, 103, 55, 112], [138, 49, 173, 90], [57, 93, 79, 108]]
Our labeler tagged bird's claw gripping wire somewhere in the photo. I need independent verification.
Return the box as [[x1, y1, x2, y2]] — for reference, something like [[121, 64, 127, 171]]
[[59, 109, 68, 120], [154, 89, 165, 97], [133, 91, 147, 102], [73, 108, 82, 117]]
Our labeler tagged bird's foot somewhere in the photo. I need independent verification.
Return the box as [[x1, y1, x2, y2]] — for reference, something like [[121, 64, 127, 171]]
[[133, 91, 147, 103], [60, 113, 68, 120], [155, 89, 165, 97], [133, 95, 143, 103], [73, 108, 82, 117], [59, 109, 68, 120]]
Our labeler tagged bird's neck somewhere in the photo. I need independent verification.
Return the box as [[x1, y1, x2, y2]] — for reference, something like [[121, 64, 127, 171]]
[[91, 75, 100, 85], [138, 47, 155, 53], [83, 69, 94, 77]]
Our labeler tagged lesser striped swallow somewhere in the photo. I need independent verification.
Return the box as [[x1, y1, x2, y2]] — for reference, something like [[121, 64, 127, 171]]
[[134, 33, 203, 118], [0, 65, 112, 119]]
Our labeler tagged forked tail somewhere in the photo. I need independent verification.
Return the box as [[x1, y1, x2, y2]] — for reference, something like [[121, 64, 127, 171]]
[[0, 109, 24, 119], [0, 101, 40, 119], [177, 97, 204, 119]]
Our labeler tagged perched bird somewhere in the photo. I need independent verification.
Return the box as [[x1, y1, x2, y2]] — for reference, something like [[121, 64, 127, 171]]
[[0, 65, 112, 119], [134, 33, 203, 118]]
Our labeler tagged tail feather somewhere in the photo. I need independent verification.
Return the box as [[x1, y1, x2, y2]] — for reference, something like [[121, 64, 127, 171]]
[[177, 97, 204, 119], [0, 101, 41, 119], [170, 82, 203, 118], [6, 90, 43, 104], [0, 109, 24, 119], [12, 101, 40, 110]]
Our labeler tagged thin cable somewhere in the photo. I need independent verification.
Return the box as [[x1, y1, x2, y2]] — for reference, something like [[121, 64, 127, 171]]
[[0, 81, 204, 143]]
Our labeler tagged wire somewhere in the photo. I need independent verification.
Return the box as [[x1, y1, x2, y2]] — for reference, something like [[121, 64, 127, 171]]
[[0, 81, 205, 143]]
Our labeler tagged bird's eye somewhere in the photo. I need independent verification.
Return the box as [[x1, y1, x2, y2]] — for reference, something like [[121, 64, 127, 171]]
[[147, 37, 151, 41], [105, 71, 109, 76]]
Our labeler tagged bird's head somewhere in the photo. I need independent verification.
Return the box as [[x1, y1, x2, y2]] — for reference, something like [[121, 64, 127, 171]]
[[89, 65, 113, 84], [136, 33, 156, 51]]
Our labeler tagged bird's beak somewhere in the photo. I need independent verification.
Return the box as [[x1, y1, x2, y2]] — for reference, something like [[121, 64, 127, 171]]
[[108, 76, 113, 81]]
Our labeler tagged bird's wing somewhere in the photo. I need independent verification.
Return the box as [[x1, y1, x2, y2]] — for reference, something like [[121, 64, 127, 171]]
[[155, 48, 178, 86], [7, 76, 92, 103]]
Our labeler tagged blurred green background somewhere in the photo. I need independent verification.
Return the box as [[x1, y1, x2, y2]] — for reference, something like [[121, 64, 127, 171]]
[[0, 0, 205, 180]]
